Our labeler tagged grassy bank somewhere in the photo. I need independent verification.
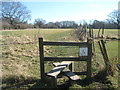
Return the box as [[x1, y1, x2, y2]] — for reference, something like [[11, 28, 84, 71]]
[[1, 29, 119, 89]]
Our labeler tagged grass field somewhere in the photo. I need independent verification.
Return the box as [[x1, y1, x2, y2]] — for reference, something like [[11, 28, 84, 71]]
[[1, 28, 119, 89]]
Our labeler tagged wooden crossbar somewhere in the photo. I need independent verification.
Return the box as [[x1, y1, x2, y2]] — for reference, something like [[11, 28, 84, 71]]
[[43, 41, 88, 46], [44, 57, 87, 61]]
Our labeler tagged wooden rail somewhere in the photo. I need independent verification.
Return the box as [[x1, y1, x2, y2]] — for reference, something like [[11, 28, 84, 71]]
[[43, 41, 88, 46], [44, 57, 87, 61]]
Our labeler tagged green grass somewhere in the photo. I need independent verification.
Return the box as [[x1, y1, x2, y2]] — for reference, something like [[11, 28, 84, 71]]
[[1, 29, 76, 88], [93, 29, 119, 38], [106, 41, 118, 59], [1, 28, 119, 89]]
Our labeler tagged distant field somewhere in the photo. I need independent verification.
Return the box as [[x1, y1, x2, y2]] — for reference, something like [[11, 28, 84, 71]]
[[1, 29, 119, 89], [2, 29, 119, 39]]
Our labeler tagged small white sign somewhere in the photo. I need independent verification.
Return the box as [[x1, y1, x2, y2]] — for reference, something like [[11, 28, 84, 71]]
[[80, 47, 88, 56]]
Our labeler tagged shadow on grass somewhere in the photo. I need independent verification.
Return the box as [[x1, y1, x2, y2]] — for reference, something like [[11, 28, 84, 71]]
[[76, 68, 114, 89], [29, 68, 114, 89], [2, 75, 38, 89], [2, 75, 70, 90], [29, 80, 70, 90], [2, 68, 115, 89]]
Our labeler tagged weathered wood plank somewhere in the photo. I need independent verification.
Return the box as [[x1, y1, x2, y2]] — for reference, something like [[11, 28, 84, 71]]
[[52, 62, 80, 81], [65, 72, 80, 81], [63, 68, 80, 81], [59, 61, 72, 66], [53, 62, 61, 67], [47, 66, 66, 77], [53, 61, 72, 67], [47, 61, 72, 77], [53, 61, 74, 72]]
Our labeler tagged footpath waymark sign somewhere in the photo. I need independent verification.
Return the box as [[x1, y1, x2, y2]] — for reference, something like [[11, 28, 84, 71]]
[[79, 47, 88, 56]]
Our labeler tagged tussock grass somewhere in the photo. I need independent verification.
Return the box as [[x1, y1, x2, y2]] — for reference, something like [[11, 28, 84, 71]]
[[2, 29, 75, 88], [1, 29, 119, 89], [2, 34, 50, 88]]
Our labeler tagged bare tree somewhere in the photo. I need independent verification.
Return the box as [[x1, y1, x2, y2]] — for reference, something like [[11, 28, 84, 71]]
[[2, 1, 31, 28], [108, 10, 120, 29], [34, 18, 46, 28], [59, 21, 78, 28]]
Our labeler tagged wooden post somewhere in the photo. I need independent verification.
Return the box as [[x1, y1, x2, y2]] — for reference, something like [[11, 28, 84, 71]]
[[87, 39, 92, 79], [39, 38, 45, 81], [102, 24, 104, 38], [89, 28, 92, 38], [98, 40, 113, 76], [91, 29, 95, 54], [91, 29, 93, 38], [98, 28, 101, 38], [69, 62, 74, 72], [46, 76, 57, 87], [51, 77, 57, 87], [101, 40, 109, 60], [98, 40, 109, 66]]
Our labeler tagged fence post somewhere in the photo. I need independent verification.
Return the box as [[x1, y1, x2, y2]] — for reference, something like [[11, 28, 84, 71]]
[[39, 38, 45, 81], [69, 62, 74, 72], [87, 39, 92, 79]]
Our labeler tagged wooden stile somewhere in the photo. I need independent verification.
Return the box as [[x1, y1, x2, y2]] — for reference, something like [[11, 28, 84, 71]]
[[39, 37, 92, 86]]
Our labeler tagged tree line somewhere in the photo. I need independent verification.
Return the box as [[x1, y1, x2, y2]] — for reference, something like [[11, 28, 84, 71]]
[[1, 1, 120, 30]]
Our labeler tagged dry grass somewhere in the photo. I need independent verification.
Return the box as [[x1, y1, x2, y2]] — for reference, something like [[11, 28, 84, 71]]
[[2, 34, 52, 88], [1, 29, 119, 89]]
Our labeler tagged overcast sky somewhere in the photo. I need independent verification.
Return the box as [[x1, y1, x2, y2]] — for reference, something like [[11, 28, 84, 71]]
[[21, 0, 119, 23]]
